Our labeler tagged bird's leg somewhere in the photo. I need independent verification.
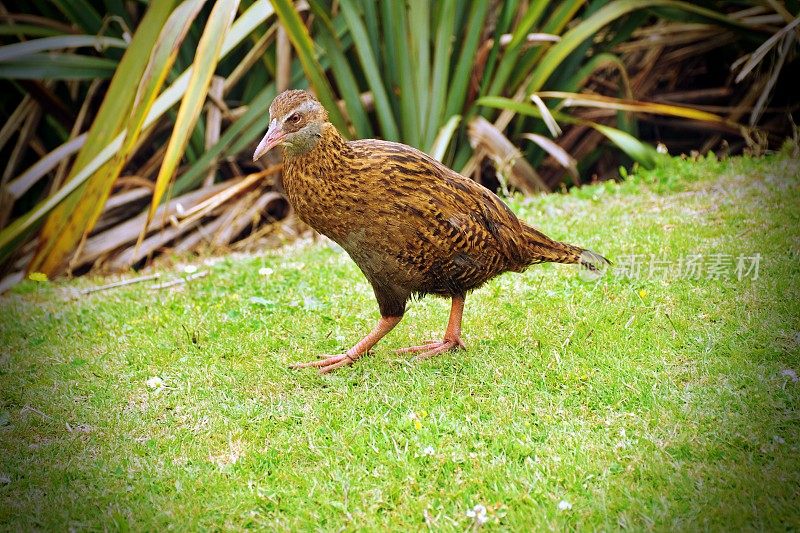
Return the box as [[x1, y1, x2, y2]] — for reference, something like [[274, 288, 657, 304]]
[[290, 316, 402, 374], [397, 295, 466, 360]]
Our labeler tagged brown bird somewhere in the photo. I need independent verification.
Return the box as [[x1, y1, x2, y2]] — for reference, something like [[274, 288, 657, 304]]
[[254, 90, 608, 373]]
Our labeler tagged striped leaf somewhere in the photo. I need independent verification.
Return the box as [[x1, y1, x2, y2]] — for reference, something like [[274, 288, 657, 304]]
[[477, 95, 658, 168], [527, 0, 752, 94], [0, 35, 127, 62], [429, 115, 461, 162], [270, 0, 348, 134], [424, 0, 456, 149], [142, 0, 240, 247], [536, 91, 740, 129], [9, 0, 273, 272], [25, 1, 179, 274], [589, 122, 658, 168], [307, 0, 372, 138], [443, 1, 489, 119], [339, 0, 399, 140], [0, 53, 118, 79]]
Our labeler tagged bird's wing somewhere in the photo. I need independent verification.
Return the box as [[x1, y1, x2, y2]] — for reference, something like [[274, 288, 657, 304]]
[[347, 140, 529, 272]]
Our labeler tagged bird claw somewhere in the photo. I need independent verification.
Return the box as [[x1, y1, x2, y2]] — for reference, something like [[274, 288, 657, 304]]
[[290, 353, 355, 374], [397, 337, 466, 361], [396, 342, 439, 354]]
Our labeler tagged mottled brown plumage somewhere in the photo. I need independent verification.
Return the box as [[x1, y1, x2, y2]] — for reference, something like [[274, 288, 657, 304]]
[[254, 90, 608, 373]]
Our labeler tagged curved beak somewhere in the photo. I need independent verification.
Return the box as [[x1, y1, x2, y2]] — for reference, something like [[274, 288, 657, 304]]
[[253, 120, 284, 161]]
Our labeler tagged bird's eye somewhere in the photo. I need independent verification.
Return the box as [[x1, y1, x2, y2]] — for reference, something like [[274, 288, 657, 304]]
[[288, 113, 301, 123]]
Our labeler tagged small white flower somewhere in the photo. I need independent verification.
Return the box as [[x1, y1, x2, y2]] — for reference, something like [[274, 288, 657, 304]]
[[146, 376, 164, 389], [781, 369, 798, 383], [466, 504, 488, 524], [558, 500, 572, 511], [258, 267, 274, 276], [422, 446, 435, 456], [303, 296, 322, 309], [183, 265, 198, 274]]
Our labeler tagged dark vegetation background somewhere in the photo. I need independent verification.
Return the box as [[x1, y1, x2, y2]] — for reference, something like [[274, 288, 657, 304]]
[[0, 0, 797, 288]]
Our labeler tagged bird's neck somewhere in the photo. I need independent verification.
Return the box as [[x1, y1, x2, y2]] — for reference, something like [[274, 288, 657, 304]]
[[282, 122, 347, 160]]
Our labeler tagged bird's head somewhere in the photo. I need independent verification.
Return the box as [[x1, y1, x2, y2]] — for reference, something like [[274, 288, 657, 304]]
[[253, 89, 329, 161]]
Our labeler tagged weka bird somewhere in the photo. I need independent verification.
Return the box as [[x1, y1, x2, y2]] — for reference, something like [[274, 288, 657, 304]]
[[253, 90, 608, 373]]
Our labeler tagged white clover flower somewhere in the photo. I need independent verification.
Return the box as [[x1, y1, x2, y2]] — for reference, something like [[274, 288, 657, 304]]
[[146, 376, 163, 389], [466, 504, 488, 524]]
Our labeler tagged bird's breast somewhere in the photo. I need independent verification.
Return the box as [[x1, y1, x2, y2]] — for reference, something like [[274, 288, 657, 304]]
[[281, 164, 364, 244]]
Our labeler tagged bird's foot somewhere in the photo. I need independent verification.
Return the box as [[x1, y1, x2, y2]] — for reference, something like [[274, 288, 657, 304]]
[[289, 316, 401, 374], [397, 336, 466, 361], [290, 353, 357, 374]]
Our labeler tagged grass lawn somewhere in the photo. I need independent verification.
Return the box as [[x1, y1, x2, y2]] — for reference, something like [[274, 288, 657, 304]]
[[1, 149, 799, 530]]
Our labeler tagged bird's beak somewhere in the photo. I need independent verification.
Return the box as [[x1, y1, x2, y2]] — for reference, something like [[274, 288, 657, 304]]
[[253, 120, 284, 161]]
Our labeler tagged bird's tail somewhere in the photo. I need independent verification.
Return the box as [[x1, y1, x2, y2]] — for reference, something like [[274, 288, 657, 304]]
[[522, 224, 610, 273]]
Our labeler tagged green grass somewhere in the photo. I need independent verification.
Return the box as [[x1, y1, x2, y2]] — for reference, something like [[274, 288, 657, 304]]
[[1, 148, 799, 530]]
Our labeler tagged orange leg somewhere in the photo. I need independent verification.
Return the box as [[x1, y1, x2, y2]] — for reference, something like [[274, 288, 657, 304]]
[[397, 295, 466, 360], [290, 316, 401, 374]]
